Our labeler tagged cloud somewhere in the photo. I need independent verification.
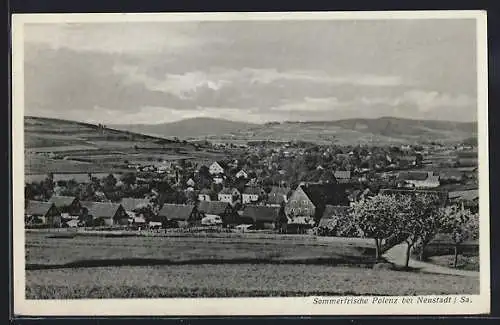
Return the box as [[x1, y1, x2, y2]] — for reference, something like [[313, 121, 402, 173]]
[[270, 97, 342, 112], [24, 22, 222, 55], [395, 90, 476, 112]]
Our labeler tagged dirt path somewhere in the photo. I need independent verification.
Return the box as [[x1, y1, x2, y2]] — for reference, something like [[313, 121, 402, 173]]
[[383, 244, 479, 278]]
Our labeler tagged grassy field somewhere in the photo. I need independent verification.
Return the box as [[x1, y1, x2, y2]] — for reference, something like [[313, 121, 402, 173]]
[[26, 264, 479, 299], [25, 232, 374, 267], [25, 231, 479, 298], [428, 255, 479, 272]]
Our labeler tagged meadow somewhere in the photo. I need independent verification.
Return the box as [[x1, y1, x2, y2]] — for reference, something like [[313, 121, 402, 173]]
[[25, 231, 479, 298]]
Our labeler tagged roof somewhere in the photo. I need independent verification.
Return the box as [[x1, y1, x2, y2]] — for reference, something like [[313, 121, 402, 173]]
[[398, 171, 429, 181], [120, 198, 150, 211], [241, 205, 282, 222], [449, 190, 479, 202], [219, 187, 238, 195], [299, 183, 350, 207], [198, 201, 231, 215], [334, 171, 351, 179], [269, 186, 290, 196], [242, 187, 264, 195], [48, 195, 77, 207], [25, 201, 56, 216], [158, 204, 196, 221], [81, 202, 123, 218]]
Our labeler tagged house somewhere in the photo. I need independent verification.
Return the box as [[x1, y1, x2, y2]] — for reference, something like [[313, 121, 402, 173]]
[[209, 161, 226, 175], [236, 169, 248, 179], [198, 188, 214, 201], [397, 171, 440, 189], [25, 200, 61, 227], [438, 170, 464, 183], [158, 204, 200, 227], [240, 205, 285, 229], [334, 171, 351, 183], [241, 187, 266, 204], [80, 201, 128, 226], [48, 195, 81, 216], [120, 198, 150, 213], [186, 178, 196, 187], [198, 201, 238, 225], [218, 188, 241, 203], [266, 186, 290, 206], [284, 182, 350, 223]]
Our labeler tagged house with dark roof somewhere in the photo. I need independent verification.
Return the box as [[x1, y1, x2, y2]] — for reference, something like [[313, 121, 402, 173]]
[[266, 186, 290, 206], [284, 182, 350, 222], [241, 187, 266, 204], [25, 200, 61, 227], [198, 201, 238, 225], [120, 198, 151, 213], [48, 195, 81, 216], [218, 188, 241, 203], [240, 205, 285, 229], [80, 201, 128, 226], [397, 171, 440, 189], [448, 189, 479, 213], [158, 204, 200, 227]]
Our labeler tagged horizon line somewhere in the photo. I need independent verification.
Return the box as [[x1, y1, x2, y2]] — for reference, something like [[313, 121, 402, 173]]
[[25, 114, 479, 126]]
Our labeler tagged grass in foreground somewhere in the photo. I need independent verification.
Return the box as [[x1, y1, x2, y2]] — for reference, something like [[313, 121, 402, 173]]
[[26, 264, 479, 299], [25, 232, 375, 267]]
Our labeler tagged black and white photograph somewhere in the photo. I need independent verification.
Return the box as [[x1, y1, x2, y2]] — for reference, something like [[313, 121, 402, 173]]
[[12, 11, 489, 316]]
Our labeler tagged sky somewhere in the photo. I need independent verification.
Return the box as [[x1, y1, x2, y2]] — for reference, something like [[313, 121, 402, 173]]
[[23, 18, 478, 124]]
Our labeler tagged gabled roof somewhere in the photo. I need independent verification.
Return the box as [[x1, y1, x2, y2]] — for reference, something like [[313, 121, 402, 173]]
[[242, 187, 264, 195], [81, 202, 123, 218], [48, 195, 78, 207], [269, 186, 290, 196], [25, 201, 56, 216], [334, 171, 351, 179], [398, 171, 429, 181], [198, 201, 231, 215], [158, 204, 196, 221], [120, 198, 150, 211], [299, 183, 350, 207], [241, 205, 282, 222]]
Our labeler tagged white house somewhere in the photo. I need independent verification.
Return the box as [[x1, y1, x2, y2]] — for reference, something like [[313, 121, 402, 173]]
[[198, 188, 212, 202], [242, 187, 266, 204], [218, 188, 241, 203], [209, 161, 225, 175], [186, 178, 195, 187], [236, 169, 248, 179]]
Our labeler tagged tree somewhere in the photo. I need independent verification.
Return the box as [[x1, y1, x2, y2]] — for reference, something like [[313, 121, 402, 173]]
[[397, 193, 443, 268], [441, 204, 479, 268], [120, 172, 137, 187], [351, 194, 400, 261], [103, 173, 117, 190]]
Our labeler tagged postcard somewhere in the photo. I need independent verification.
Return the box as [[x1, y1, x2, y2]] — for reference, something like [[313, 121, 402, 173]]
[[12, 10, 489, 316]]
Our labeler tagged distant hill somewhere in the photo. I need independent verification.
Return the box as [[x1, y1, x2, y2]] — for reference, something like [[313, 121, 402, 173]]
[[111, 116, 477, 145], [111, 117, 259, 139]]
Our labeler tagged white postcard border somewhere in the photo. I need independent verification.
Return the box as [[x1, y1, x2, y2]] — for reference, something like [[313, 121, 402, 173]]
[[12, 10, 490, 316]]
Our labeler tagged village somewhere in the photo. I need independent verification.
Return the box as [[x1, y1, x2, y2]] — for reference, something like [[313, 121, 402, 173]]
[[24, 140, 479, 239]]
